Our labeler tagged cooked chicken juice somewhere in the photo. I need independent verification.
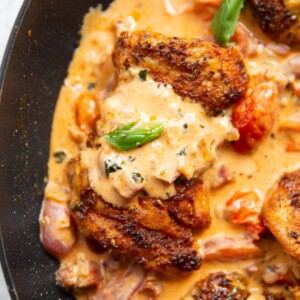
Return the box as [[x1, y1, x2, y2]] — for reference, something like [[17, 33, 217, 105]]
[[40, 0, 300, 299]]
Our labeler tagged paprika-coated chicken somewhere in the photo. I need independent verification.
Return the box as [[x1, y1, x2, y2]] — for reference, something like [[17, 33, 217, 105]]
[[183, 272, 250, 300], [68, 158, 210, 274], [113, 30, 248, 116], [249, 0, 300, 45], [262, 170, 300, 260]]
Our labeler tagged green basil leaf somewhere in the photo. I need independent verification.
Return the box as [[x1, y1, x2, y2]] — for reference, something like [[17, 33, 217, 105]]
[[104, 121, 164, 151], [105, 160, 122, 177], [176, 148, 187, 156], [53, 151, 67, 163], [139, 69, 147, 81], [131, 172, 144, 183], [211, 0, 244, 46], [87, 82, 96, 90]]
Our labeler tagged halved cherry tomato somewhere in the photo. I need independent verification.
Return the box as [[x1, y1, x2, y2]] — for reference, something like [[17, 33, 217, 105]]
[[193, 0, 221, 21], [232, 82, 279, 153], [75, 92, 100, 133], [225, 190, 266, 238]]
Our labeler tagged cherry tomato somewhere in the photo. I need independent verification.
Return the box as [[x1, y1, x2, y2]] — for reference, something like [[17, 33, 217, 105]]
[[225, 190, 266, 238], [232, 82, 278, 153], [194, 0, 221, 21], [76, 92, 100, 133]]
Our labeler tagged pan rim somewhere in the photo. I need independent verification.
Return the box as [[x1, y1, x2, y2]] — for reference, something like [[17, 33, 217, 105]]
[[0, 0, 31, 299]]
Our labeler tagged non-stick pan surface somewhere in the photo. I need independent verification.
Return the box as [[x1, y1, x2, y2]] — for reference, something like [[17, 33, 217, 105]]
[[0, 0, 112, 298]]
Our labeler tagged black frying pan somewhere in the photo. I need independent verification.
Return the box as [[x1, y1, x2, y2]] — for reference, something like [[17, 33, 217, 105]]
[[0, 1, 112, 298]]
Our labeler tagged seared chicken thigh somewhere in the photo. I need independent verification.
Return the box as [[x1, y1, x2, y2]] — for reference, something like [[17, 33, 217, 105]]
[[183, 272, 250, 299], [250, 0, 300, 45], [262, 170, 300, 260], [113, 30, 248, 116], [68, 158, 209, 274]]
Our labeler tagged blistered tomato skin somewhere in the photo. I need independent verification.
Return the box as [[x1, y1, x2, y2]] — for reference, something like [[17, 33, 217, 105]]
[[225, 190, 266, 238], [75, 92, 100, 133], [232, 82, 279, 153]]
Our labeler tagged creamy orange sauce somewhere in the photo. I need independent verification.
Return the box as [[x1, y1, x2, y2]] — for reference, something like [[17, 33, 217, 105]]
[[44, 0, 300, 299], [81, 75, 238, 206]]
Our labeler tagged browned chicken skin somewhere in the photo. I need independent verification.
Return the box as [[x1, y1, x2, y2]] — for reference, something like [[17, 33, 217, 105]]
[[113, 31, 248, 116], [68, 158, 210, 274], [183, 272, 250, 299], [262, 170, 300, 260], [249, 0, 300, 45]]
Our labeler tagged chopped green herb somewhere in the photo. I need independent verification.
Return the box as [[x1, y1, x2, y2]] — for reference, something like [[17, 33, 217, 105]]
[[266, 265, 275, 272], [211, 0, 244, 46], [105, 160, 122, 177], [177, 148, 187, 156], [183, 123, 188, 134], [139, 69, 147, 81], [53, 151, 67, 163], [87, 82, 96, 90], [132, 172, 144, 183], [128, 156, 136, 162], [104, 121, 164, 151], [160, 169, 166, 175], [72, 202, 84, 211], [95, 143, 102, 148], [290, 231, 299, 239]]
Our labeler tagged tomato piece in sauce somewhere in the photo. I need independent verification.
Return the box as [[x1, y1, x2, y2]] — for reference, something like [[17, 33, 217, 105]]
[[76, 92, 100, 133], [225, 190, 266, 238], [232, 82, 278, 153]]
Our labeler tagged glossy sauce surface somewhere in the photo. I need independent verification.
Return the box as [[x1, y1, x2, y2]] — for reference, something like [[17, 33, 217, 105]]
[[82, 76, 237, 206]]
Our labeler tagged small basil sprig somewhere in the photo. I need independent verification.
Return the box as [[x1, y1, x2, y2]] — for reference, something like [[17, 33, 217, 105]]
[[53, 151, 67, 163], [105, 160, 122, 177], [139, 69, 147, 81], [104, 121, 164, 151], [211, 0, 244, 46]]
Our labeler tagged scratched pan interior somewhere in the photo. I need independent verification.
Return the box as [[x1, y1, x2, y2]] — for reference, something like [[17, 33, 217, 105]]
[[0, 0, 112, 299]]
